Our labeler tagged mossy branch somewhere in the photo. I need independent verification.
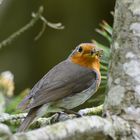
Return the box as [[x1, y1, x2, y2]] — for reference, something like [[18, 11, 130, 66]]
[[78, 104, 103, 116], [12, 116, 130, 140], [0, 105, 103, 130]]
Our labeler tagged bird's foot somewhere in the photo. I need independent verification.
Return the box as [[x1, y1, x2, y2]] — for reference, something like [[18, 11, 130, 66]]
[[50, 108, 83, 124], [60, 107, 83, 118], [50, 112, 71, 123]]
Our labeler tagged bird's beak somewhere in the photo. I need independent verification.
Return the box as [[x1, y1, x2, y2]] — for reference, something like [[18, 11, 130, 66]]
[[95, 48, 103, 55], [91, 48, 103, 58], [82, 48, 103, 57]]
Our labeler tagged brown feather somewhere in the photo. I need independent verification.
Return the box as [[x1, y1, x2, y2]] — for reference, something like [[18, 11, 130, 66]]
[[25, 61, 97, 110], [17, 107, 39, 132]]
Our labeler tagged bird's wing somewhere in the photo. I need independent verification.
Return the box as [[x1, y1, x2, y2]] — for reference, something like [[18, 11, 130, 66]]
[[18, 60, 99, 110]]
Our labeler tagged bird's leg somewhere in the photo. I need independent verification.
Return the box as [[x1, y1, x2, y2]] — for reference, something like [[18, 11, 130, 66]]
[[60, 107, 82, 118], [50, 112, 63, 123], [50, 108, 83, 124], [50, 111, 74, 123]]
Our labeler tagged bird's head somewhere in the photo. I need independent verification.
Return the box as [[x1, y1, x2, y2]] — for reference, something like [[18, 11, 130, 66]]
[[69, 43, 103, 71]]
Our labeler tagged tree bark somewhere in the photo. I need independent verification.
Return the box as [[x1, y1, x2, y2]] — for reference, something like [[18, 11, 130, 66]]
[[104, 0, 140, 139]]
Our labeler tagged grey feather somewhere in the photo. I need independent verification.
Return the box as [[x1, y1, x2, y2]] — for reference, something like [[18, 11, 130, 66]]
[[17, 107, 39, 132], [24, 60, 97, 109]]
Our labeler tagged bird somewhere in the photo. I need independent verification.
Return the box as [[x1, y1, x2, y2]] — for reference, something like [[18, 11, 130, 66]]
[[17, 43, 103, 132]]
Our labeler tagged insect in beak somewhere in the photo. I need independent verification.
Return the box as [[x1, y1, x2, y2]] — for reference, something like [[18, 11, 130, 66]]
[[95, 49, 103, 58], [91, 48, 103, 58]]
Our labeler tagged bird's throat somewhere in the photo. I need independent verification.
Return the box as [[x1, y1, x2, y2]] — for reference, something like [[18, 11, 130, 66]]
[[70, 56, 100, 72]]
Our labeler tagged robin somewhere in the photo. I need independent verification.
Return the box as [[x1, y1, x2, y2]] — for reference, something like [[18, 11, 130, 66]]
[[17, 43, 103, 132]]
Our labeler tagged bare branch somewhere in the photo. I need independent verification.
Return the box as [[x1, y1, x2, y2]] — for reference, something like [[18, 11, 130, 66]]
[[0, 6, 64, 49], [0, 6, 43, 49]]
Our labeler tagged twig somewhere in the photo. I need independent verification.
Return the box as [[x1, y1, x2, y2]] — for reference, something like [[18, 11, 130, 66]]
[[0, 6, 64, 49], [34, 22, 46, 41], [0, 6, 43, 49], [0, 0, 4, 5], [38, 15, 64, 29]]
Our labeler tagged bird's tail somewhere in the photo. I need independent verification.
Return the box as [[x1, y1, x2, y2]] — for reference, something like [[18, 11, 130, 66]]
[[17, 107, 38, 132]]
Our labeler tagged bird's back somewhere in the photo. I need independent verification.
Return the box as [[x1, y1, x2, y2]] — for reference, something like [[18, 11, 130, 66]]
[[18, 60, 99, 110]]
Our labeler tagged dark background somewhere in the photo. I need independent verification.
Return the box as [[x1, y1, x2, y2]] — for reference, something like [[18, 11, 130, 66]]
[[0, 0, 115, 94]]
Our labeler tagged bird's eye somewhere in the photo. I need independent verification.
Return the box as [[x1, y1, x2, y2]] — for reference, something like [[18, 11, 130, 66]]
[[77, 46, 83, 53]]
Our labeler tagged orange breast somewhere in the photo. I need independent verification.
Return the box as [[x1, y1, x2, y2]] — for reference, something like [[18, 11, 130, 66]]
[[70, 55, 101, 80]]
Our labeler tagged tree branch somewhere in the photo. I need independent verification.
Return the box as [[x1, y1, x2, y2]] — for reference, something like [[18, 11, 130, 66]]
[[78, 104, 103, 116], [12, 116, 130, 140], [0, 6, 64, 49], [0, 6, 43, 49], [0, 105, 103, 129]]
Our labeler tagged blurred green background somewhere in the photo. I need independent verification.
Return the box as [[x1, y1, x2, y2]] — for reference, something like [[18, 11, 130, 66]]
[[0, 0, 115, 94]]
